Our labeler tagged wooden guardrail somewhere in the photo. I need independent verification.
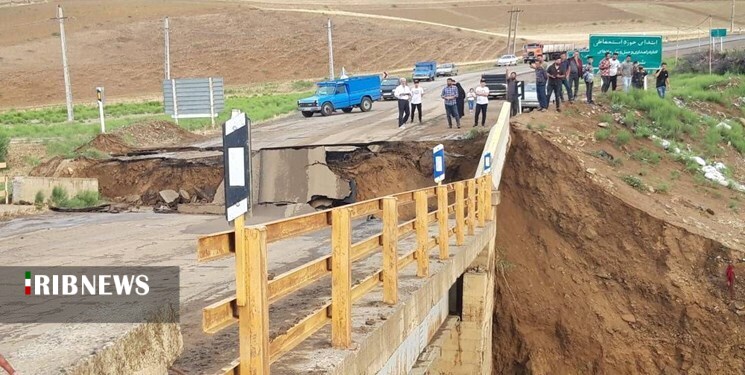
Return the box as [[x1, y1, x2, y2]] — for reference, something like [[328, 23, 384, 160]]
[[0, 162, 8, 204], [196, 175, 494, 374]]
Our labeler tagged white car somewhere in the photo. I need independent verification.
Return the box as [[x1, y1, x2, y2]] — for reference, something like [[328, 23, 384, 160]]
[[496, 54, 519, 66], [520, 83, 540, 112]]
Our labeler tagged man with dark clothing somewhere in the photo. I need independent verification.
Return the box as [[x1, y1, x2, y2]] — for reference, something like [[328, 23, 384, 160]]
[[393, 77, 411, 128], [531, 56, 549, 111], [506, 71, 519, 116], [632, 65, 647, 89], [567, 50, 582, 102], [655, 63, 670, 98], [583, 56, 595, 104], [546, 58, 565, 112], [454, 81, 466, 118], [441, 78, 461, 128], [559, 52, 570, 101]]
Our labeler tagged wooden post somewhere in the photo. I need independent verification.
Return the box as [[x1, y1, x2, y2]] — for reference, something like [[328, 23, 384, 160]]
[[484, 175, 493, 221], [414, 190, 429, 278], [244, 226, 270, 374], [467, 179, 476, 235], [331, 207, 352, 348], [436, 185, 449, 260], [455, 182, 465, 245], [381, 197, 398, 305], [477, 177, 486, 228]]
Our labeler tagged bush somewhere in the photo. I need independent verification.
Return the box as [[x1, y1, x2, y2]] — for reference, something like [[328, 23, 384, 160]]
[[50, 186, 68, 206], [0, 133, 8, 162], [621, 175, 646, 192], [615, 130, 632, 146], [676, 50, 745, 75], [595, 128, 611, 141], [631, 148, 662, 164], [34, 191, 45, 207]]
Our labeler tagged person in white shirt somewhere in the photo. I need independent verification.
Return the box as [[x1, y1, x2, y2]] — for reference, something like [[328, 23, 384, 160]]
[[410, 80, 425, 124], [608, 52, 622, 92], [473, 79, 490, 127], [393, 78, 412, 128]]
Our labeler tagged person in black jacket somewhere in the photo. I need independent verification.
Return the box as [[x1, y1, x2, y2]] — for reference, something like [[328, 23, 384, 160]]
[[454, 81, 466, 118]]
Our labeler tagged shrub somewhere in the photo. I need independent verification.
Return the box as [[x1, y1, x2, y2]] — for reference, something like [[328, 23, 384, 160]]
[[0, 133, 8, 162], [656, 182, 670, 194], [50, 186, 68, 206], [595, 128, 611, 141], [599, 113, 613, 124], [615, 130, 632, 146], [34, 191, 45, 207], [631, 148, 662, 164], [621, 175, 646, 192]]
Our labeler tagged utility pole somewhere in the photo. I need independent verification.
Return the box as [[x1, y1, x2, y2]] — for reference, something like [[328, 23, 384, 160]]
[[732, 0, 736, 34], [53, 5, 74, 122], [512, 8, 522, 55], [675, 27, 680, 63], [326, 19, 335, 80], [164, 17, 171, 80], [506, 7, 514, 55], [709, 15, 713, 75]]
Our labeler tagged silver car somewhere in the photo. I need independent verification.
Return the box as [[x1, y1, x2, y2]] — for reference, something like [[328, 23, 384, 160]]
[[520, 83, 540, 112], [435, 63, 459, 77]]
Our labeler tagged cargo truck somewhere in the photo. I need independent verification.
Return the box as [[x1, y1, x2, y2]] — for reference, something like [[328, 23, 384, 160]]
[[522, 43, 576, 63], [412, 61, 437, 81], [297, 75, 381, 117]]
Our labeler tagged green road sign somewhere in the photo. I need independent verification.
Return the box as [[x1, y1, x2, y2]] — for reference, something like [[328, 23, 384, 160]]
[[584, 34, 663, 70], [711, 28, 727, 37]]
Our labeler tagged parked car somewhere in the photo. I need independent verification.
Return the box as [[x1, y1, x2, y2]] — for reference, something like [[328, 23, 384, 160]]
[[412, 61, 437, 82], [297, 75, 381, 117], [496, 54, 519, 66], [380, 77, 400, 100], [520, 82, 540, 112], [435, 63, 459, 77], [481, 73, 507, 99]]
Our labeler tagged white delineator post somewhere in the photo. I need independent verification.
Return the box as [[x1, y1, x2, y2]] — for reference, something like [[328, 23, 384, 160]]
[[96, 87, 105, 133]]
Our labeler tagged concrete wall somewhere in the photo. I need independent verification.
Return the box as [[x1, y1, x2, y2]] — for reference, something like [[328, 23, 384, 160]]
[[12, 176, 99, 205]]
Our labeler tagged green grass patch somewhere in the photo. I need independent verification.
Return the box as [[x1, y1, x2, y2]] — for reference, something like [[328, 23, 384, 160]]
[[47, 186, 103, 209], [621, 175, 646, 192], [599, 113, 613, 124], [0, 133, 8, 162], [670, 170, 681, 180], [656, 182, 670, 194], [615, 130, 631, 146], [631, 148, 662, 165], [608, 90, 697, 140], [595, 128, 611, 141]]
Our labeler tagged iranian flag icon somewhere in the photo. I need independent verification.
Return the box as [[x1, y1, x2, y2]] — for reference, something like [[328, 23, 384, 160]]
[[25, 271, 31, 295]]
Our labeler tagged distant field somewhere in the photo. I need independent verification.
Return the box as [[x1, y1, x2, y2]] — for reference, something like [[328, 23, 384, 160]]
[[0, 0, 740, 109]]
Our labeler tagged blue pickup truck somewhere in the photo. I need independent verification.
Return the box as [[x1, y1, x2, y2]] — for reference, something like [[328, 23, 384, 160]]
[[297, 75, 381, 117], [412, 61, 437, 82]]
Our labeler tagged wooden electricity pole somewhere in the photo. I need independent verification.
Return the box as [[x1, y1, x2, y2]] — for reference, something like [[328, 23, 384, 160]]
[[53, 5, 73, 122], [506, 8, 523, 55]]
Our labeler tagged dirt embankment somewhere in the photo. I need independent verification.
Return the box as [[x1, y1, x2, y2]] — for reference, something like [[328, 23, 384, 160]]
[[493, 128, 745, 374]]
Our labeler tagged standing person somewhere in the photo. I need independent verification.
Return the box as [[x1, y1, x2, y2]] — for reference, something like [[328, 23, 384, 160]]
[[393, 78, 411, 128], [608, 52, 622, 91], [454, 81, 466, 118], [583, 56, 595, 104], [410, 80, 424, 124], [566, 50, 582, 102], [0, 354, 16, 375], [474, 79, 489, 127], [559, 52, 571, 101], [467, 88, 476, 114], [620, 55, 634, 92], [506, 70, 519, 116], [654, 63, 670, 98], [441, 78, 461, 129], [632, 65, 647, 89], [546, 57, 565, 112], [531, 56, 549, 111], [599, 52, 612, 93], [727, 260, 736, 300]]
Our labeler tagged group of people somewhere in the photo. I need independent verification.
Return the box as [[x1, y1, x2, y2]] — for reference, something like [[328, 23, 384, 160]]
[[531, 50, 672, 112], [393, 77, 490, 129]]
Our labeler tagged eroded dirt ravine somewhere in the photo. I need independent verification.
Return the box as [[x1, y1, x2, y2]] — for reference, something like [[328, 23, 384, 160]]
[[493, 128, 745, 374]]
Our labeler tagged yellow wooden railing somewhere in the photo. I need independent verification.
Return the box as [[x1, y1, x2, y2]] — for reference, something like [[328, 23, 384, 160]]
[[196, 175, 494, 374]]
